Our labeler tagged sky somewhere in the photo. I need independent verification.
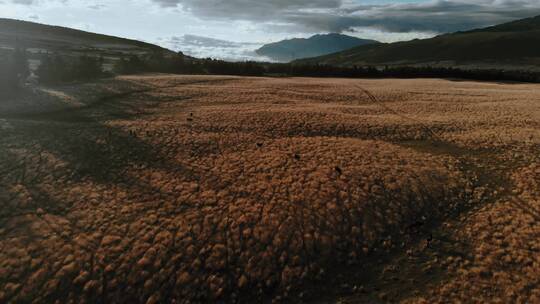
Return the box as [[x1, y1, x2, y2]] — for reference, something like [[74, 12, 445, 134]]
[[1, 0, 540, 60]]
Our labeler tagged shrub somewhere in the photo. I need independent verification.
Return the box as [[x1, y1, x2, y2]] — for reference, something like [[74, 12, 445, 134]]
[[0, 48, 30, 95], [114, 55, 148, 75], [115, 52, 201, 75], [72, 55, 105, 81], [36, 53, 69, 84], [0, 58, 18, 94], [36, 54, 105, 84]]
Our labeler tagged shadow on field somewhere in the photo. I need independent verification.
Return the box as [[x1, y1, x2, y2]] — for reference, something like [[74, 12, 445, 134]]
[[0, 80, 200, 222], [307, 138, 519, 303]]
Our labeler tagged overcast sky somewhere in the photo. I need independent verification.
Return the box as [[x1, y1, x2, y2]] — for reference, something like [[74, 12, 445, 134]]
[[1, 0, 540, 60]]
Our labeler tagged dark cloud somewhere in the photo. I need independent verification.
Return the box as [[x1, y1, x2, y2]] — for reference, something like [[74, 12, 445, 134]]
[[154, 0, 341, 15], [352, 0, 540, 33], [6, 0, 540, 37], [8, 0, 66, 5], [11, 0, 37, 4], [151, 0, 540, 34], [87, 4, 106, 10]]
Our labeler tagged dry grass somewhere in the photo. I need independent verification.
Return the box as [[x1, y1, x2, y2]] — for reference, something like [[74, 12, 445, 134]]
[[0, 75, 538, 303]]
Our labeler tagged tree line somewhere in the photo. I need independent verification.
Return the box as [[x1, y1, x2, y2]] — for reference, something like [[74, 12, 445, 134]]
[[1, 49, 108, 96], [109, 52, 540, 83], [112, 52, 540, 83], [3, 48, 540, 96]]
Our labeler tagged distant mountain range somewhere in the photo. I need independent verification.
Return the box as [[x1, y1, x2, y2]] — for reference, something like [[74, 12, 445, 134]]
[[296, 15, 540, 70], [256, 33, 379, 62], [0, 18, 172, 58]]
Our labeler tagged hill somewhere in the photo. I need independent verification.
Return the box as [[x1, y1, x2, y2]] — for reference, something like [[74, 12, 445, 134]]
[[0, 18, 175, 69], [296, 15, 540, 70], [256, 33, 378, 62]]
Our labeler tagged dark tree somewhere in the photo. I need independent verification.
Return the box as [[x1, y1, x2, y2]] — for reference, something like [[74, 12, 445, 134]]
[[72, 55, 104, 80], [12, 48, 30, 84], [36, 53, 69, 84], [37, 53, 105, 84], [114, 55, 148, 75], [0, 48, 30, 96]]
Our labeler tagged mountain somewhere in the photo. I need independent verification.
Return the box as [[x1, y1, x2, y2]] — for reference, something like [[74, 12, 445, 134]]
[[256, 33, 379, 62], [0, 18, 174, 60], [297, 15, 540, 70]]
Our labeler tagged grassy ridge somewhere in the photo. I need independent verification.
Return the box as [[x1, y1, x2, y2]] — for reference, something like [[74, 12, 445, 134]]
[[0, 18, 168, 52], [297, 15, 540, 68]]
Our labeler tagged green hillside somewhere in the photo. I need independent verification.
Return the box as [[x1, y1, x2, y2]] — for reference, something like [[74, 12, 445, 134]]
[[0, 18, 173, 58], [297, 15, 540, 69]]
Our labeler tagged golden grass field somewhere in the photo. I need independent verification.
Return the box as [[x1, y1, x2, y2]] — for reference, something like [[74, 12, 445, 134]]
[[0, 75, 539, 303]]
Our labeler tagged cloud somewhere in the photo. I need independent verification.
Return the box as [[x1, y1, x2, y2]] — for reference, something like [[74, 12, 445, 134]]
[[340, 0, 540, 33], [150, 0, 540, 34], [7, 0, 66, 5], [87, 4, 105, 10], [7, 0, 540, 36], [11, 0, 37, 4], [154, 0, 342, 15], [160, 34, 270, 61], [4, 0, 540, 60]]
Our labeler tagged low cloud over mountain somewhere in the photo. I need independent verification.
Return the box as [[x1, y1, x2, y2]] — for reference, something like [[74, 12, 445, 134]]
[[161, 35, 269, 62]]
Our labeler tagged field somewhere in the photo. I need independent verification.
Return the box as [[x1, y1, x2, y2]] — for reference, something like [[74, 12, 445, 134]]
[[0, 75, 539, 303]]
